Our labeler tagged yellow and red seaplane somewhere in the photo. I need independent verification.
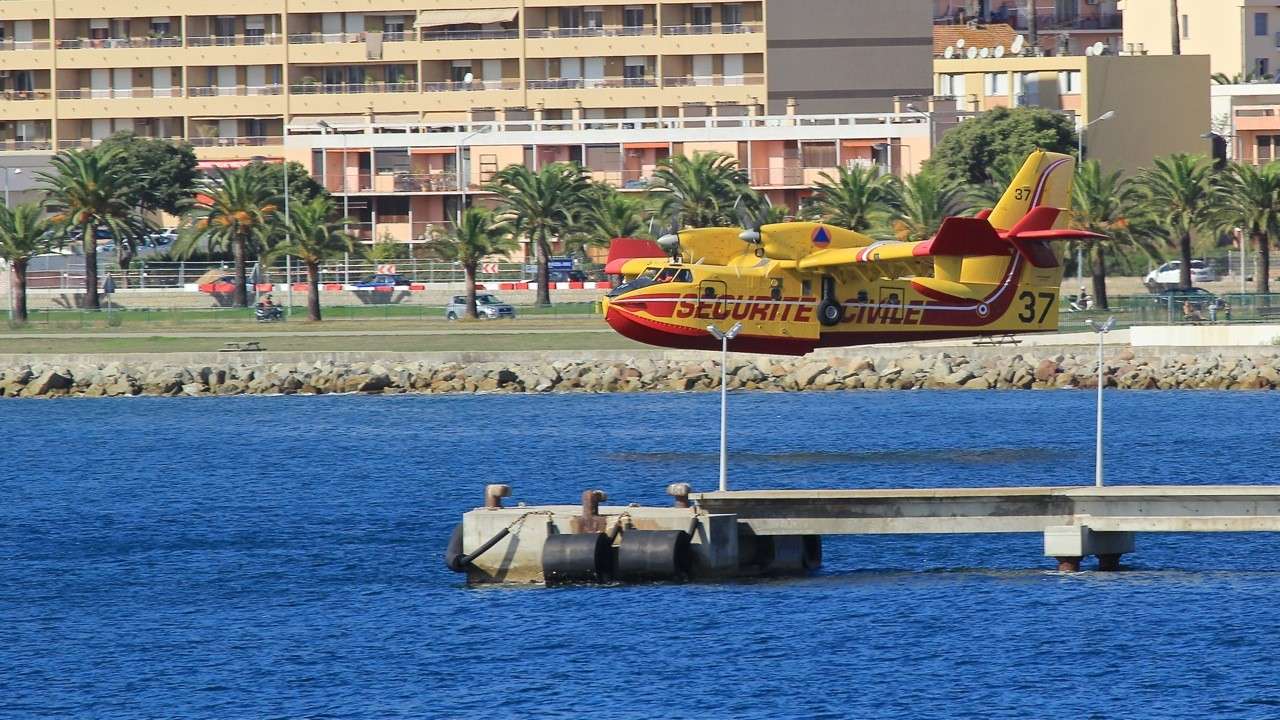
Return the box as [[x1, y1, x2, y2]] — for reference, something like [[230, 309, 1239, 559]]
[[601, 150, 1103, 355]]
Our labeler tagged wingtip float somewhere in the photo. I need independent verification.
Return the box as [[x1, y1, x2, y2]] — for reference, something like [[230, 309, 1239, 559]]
[[601, 150, 1106, 356]]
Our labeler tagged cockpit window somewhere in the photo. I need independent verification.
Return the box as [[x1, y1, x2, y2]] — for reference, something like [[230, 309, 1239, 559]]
[[655, 267, 678, 282], [674, 269, 693, 283], [639, 267, 660, 280]]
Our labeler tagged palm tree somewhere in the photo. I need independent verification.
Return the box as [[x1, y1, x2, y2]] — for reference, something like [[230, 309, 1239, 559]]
[[1071, 160, 1144, 309], [426, 207, 517, 319], [805, 164, 897, 232], [267, 196, 354, 321], [889, 172, 972, 242], [0, 202, 57, 324], [487, 163, 590, 307], [177, 166, 280, 307], [1135, 153, 1215, 290], [967, 156, 1022, 212], [39, 147, 150, 309], [1213, 161, 1280, 294], [563, 186, 651, 262], [648, 152, 749, 228]]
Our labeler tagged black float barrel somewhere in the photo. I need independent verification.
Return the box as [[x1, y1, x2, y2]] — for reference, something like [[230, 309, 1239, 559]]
[[542, 533, 613, 585], [616, 530, 692, 581]]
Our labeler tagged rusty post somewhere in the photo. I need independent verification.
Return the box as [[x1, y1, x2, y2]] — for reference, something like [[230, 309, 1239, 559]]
[[1055, 556, 1082, 572], [484, 484, 511, 509], [1096, 553, 1121, 571], [572, 489, 607, 533], [667, 482, 692, 508]]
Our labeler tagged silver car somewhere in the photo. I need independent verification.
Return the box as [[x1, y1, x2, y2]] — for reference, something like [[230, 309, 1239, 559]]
[[445, 293, 516, 320]]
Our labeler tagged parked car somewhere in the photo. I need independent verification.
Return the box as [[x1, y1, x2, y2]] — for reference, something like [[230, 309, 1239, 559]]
[[445, 293, 516, 320], [548, 269, 588, 283], [1145, 260, 1217, 290], [354, 273, 414, 288], [149, 229, 177, 247]]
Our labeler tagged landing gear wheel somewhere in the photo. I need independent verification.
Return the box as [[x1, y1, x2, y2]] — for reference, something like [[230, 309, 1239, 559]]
[[818, 299, 844, 327]]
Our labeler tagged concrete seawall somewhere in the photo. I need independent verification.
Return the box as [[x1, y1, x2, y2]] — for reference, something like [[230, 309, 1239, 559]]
[[3, 346, 1279, 398]]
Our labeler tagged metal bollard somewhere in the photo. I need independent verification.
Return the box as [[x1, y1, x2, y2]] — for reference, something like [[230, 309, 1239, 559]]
[[577, 489, 607, 533], [484, 484, 511, 509], [667, 482, 692, 508]]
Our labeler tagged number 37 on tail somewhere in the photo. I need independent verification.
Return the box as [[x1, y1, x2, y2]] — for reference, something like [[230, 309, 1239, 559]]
[[601, 150, 1105, 355]]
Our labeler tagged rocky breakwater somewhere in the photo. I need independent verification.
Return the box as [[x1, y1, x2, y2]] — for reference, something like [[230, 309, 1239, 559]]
[[3, 349, 1280, 398]]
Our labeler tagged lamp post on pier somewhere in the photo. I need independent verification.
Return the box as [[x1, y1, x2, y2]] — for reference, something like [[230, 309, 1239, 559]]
[[707, 321, 742, 492], [1085, 316, 1116, 487]]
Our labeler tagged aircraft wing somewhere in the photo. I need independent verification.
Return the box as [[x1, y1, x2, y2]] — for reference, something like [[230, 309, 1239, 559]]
[[795, 241, 926, 271]]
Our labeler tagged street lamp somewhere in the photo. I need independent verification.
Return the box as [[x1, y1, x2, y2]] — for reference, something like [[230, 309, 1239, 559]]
[[706, 321, 743, 492], [1074, 110, 1115, 285], [456, 125, 489, 227], [4, 167, 19, 323], [1085, 316, 1116, 487], [3, 167, 21, 206], [255, 154, 292, 316]]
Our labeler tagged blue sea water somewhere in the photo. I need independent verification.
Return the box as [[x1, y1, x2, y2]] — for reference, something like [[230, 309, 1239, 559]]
[[3, 389, 1280, 719]]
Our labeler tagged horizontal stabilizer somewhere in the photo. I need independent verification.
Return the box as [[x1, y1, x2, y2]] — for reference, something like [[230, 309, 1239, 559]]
[[1011, 228, 1108, 241], [916, 216, 1010, 257]]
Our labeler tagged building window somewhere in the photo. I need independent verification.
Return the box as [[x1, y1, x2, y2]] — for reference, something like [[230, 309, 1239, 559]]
[[559, 7, 583, 28], [938, 73, 966, 97], [1257, 12, 1269, 37], [584, 7, 604, 29], [801, 141, 836, 168], [691, 5, 713, 27], [623, 6, 645, 28], [1258, 135, 1280, 162], [722, 4, 743, 29], [1182, 14, 1189, 38], [1057, 70, 1082, 94], [1259, 58, 1271, 78], [984, 72, 1008, 96]]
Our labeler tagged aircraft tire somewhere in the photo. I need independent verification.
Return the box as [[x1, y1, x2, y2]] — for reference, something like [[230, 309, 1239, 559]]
[[818, 299, 844, 327]]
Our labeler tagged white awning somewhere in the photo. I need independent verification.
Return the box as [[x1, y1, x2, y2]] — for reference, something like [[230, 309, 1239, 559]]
[[414, 8, 517, 28]]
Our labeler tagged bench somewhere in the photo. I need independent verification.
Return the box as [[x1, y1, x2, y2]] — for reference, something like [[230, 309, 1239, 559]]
[[219, 341, 264, 353], [972, 334, 1022, 346]]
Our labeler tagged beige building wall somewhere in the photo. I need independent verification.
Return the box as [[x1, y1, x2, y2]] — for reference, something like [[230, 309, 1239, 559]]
[[934, 53, 1210, 175], [1121, 0, 1266, 78]]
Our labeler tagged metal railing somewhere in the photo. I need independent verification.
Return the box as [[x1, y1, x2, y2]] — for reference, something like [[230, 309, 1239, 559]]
[[188, 85, 284, 97], [56, 36, 182, 49], [0, 40, 51, 51], [0, 90, 51, 101], [660, 22, 762, 35], [289, 81, 418, 94], [662, 74, 765, 87], [423, 79, 520, 92], [56, 87, 182, 99], [187, 34, 282, 47], [420, 28, 518, 41], [287, 31, 367, 44], [525, 25, 657, 38], [188, 135, 285, 147], [526, 77, 657, 90], [0, 139, 52, 151]]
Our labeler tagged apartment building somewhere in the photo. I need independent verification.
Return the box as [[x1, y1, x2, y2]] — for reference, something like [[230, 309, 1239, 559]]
[[284, 111, 930, 248], [1210, 83, 1280, 165], [0, 0, 932, 153], [933, 52, 1210, 174], [1123, 0, 1280, 79], [934, 0, 1122, 55]]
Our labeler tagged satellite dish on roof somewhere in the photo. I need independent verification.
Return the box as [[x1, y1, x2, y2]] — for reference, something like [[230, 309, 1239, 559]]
[[979, 47, 990, 58], [956, 38, 966, 48], [1092, 41, 1106, 56], [966, 46, 978, 59], [994, 44, 1005, 58], [1084, 46, 1095, 56], [1011, 34, 1025, 55], [945, 46, 956, 59]]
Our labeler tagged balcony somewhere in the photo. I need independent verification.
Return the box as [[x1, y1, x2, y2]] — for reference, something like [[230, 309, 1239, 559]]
[[420, 28, 518, 42], [662, 74, 765, 87], [660, 22, 762, 36], [189, 135, 285, 148], [0, 139, 53, 151], [188, 34, 283, 47], [288, 32, 369, 45], [527, 78, 658, 90], [289, 82, 418, 95], [0, 40, 51, 51], [188, 85, 284, 97], [374, 171, 460, 193], [423, 79, 520, 92], [0, 90, 52, 101], [525, 25, 657, 38], [56, 88, 182, 99], [55, 36, 181, 49]]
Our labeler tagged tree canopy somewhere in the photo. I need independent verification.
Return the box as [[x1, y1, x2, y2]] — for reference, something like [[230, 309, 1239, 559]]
[[98, 131, 199, 215], [925, 107, 1078, 186]]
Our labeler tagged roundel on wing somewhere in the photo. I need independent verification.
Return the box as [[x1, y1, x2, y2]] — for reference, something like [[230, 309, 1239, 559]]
[[811, 225, 831, 248]]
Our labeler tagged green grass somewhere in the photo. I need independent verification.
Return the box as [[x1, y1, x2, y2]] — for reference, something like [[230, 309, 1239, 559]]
[[0, 331, 645, 354]]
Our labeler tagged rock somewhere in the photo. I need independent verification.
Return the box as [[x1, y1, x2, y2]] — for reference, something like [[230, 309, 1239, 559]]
[[795, 362, 828, 386], [1034, 359, 1059, 382], [21, 368, 73, 396]]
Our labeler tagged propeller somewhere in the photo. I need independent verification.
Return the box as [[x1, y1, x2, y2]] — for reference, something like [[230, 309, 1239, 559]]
[[735, 194, 771, 244], [656, 213, 682, 260]]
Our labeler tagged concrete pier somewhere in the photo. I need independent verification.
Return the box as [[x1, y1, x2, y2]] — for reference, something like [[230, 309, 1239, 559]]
[[451, 485, 1280, 584]]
